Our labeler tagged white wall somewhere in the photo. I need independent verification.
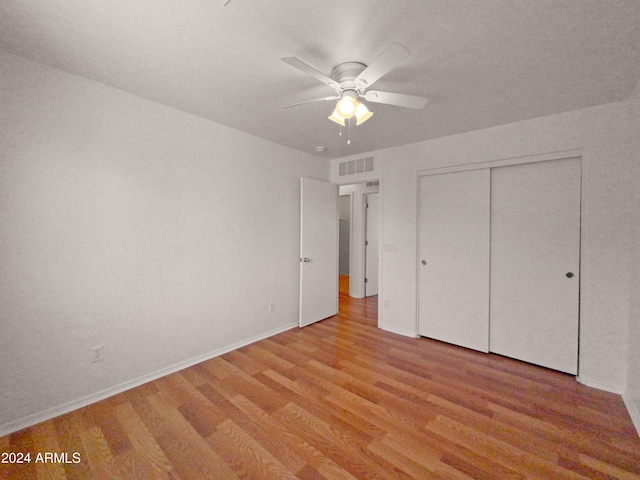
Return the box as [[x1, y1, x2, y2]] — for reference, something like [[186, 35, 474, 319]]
[[625, 82, 640, 431], [332, 99, 636, 394], [0, 53, 328, 434]]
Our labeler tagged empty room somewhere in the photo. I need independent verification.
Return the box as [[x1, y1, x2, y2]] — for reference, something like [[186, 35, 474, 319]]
[[1, 1, 640, 478]]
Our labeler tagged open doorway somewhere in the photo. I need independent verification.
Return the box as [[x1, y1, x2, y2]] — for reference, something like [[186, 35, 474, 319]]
[[338, 194, 351, 297], [338, 182, 379, 301]]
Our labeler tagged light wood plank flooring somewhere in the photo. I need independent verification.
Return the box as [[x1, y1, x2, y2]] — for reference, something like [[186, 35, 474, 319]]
[[2, 287, 639, 479]]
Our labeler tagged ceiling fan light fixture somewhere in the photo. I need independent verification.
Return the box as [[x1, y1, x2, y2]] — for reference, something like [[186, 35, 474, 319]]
[[283, 43, 428, 129], [355, 102, 373, 125], [328, 109, 346, 126], [335, 93, 357, 119]]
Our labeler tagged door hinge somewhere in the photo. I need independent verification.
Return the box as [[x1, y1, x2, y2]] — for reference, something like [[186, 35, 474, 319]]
[[365, 278, 368, 283], [365, 240, 368, 245]]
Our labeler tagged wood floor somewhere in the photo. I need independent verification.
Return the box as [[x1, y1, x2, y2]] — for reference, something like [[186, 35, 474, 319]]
[[2, 286, 639, 479]]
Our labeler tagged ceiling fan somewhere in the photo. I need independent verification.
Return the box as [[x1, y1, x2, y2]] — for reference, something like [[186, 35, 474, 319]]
[[282, 43, 428, 126]]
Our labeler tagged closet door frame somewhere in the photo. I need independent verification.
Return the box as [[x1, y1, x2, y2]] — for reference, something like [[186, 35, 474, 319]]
[[417, 149, 583, 178], [416, 148, 584, 369]]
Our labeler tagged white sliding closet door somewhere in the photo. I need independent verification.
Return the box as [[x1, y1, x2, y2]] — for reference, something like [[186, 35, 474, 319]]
[[418, 169, 490, 352], [490, 158, 581, 374]]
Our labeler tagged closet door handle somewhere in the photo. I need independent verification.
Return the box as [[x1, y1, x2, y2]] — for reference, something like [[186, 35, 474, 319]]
[[421, 260, 427, 266], [566, 272, 574, 278]]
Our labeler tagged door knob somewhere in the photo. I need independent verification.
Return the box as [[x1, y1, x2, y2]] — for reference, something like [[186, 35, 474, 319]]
[[302, 257, 311, 263], [421, 260, 427, 265], [566, 272, 574, 278]]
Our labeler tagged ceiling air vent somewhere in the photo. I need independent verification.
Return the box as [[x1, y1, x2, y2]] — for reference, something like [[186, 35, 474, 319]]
[[338, 156, 375, 176]]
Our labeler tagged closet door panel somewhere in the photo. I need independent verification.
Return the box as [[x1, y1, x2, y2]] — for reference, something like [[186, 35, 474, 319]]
[[490, 158, 581, 374], [418, 169, 490, 352]]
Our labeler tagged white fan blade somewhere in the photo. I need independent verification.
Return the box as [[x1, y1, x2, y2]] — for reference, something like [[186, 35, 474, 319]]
[[281, 57, 341, 91], [363, 90, 428, 109], [283, 95, 341, 108], [355, 43, 411, 89]]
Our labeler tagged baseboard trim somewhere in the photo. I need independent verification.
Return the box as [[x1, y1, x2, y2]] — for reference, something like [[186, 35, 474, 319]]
[[0, 322, 298, 437], [576, 376, 623, 395], [622, 391, 640, 437], [576, 377, 640, 436], [378, 324, 420, 338]]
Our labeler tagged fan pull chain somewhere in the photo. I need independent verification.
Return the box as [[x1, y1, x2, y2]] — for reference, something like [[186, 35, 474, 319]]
[[337, 120, 352, 145]]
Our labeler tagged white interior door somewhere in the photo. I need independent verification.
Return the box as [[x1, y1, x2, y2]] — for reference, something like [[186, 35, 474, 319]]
[[299, 177, 338, 327], [365, 193, 379, 296], [490, 158, 581, 374], [418, 169, 491, 352]]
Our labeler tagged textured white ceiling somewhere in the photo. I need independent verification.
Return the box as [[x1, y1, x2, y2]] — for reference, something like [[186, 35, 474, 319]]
[[1, 0, 639, 159]]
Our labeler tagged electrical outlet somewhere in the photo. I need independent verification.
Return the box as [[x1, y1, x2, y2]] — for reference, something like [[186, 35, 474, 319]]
[[92, 345, 104, 363], [269, 302, 276, 313]]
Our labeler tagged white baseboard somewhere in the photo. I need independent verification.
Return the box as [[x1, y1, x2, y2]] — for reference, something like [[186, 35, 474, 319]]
[[576, 375, 624, 395], [576, 376, 640, 436], [0, 322, 298, 437], [378, 324, 420, 338], [622, 391, 640, 437]]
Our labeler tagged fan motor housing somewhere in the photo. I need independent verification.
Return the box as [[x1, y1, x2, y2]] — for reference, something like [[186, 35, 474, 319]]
[[331, 62, 367, 91]]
